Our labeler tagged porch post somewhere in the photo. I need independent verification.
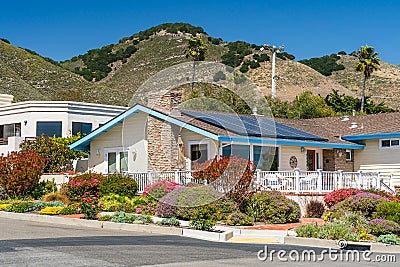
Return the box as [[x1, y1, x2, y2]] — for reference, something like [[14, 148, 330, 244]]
[[338, 170, 343, 189], [295, 168, 300, 194], [317, 169, 323, 193]]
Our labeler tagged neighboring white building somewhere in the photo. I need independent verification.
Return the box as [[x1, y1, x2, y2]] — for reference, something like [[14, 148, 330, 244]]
[[0, 94, 127, 155]]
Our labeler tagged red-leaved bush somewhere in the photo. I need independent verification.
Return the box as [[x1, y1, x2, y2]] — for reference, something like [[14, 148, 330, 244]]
[[324, 188, 363, 208], [0, 151, 46, 197], [192, 156, 256, 204]]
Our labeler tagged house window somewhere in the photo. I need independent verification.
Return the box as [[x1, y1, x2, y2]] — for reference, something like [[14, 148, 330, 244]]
[[380, 139, 400, 149], [188, 141, 210, 164], [36, 121, 62, 137], [0, 123, 21, 138], [72, 122, 92, 135], [346, 149, 352, 162], [106, 148, 129, 173]]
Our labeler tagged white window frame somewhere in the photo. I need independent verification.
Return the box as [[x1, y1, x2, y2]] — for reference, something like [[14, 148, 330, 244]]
[[345, 149, 352, 162], [187, 140, 211, 163], [104, 147, 129, 174], [379, 138, 400, 149]]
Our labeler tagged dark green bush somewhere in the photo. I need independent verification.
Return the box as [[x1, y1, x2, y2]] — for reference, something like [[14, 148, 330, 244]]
[[59, 204, 79, 215], [373, 201, 400, 224], [299, 54, 344, 76], [226, 211, 254, 226], [189, 205, 218, 231], [245, 191, 301, 224], [29, 181, 57, 200], [6, 202, 35, 213], [98, 174, 138, 198]]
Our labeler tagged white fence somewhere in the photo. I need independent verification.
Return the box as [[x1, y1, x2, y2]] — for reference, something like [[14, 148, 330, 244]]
[[255, 169, 394, 194]]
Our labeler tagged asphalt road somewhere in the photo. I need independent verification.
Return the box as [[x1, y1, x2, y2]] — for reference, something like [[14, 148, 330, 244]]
[[0, 217, 398, 267]]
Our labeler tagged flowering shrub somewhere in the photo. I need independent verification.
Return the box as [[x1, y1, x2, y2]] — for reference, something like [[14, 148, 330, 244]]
[[156, 185, 223, 220], [368, 219, 400, 236], [98, 174, 138, 198], [226, 211, 254, 226], [363, 189, 400, 202], [374, 201, 400, 224], [0, 151, 46, 197], [65, 172, 104, 202], [79, 192, 101, 220], [330, 192, 388, 219], [143, 180, 181, 200], [40, 206, 64, 215], [245, 191, 301, 224], [323, 188, 363, 208], [192, 156, 256, 204]]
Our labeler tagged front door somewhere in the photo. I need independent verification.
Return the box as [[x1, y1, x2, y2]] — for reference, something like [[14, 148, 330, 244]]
[[306, 150, 316, 171]]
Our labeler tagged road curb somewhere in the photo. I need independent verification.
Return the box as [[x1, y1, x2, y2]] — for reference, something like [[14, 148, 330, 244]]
[[284, 236, 400, 253], [0, 211, 232, 242]]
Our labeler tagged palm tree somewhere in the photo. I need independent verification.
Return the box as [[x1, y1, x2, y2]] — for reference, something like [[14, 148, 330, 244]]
[[185, 37, 208, 90], [354, 45, 380, 112]]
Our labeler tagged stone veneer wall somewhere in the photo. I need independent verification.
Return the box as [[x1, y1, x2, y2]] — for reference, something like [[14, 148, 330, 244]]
[[323, 149, 354, 172], [146, 92, 182, 172]]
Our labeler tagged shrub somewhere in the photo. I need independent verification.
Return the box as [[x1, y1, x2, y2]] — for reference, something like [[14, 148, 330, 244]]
[[19, 134, 84, 173], [0, 151, 46, 197], [245, 191, 301, 224], [189, 205, 218, 231], [376, 234, 400, 245], [100, 194, 156, 213], [0, 187, 8, 200], [98, 174, 138, 198], [316, 222, 360, 241], [373, 201, 400, 224], [226, 211, 254, 226], [98, 215, 113, 221], [143, 180, 181, 200], [214, 197, 240, 221], [111, 211, 153, 224], [157, 217, 181, 227], [337, 212, 368, 229], [363, 189, 399, 202], [368, 219, 400, 236], [29, 181, 57, 200], [323, 188, 362, 208], [6, 202, 35, 213], [79, 193, 101, 220], [59, 204, 79, 215], [331, 192, 388, 219], [294, 223, 320, 238], [65, 172, 104, 201], [32, 201, 65, 211], [0, 204, 11, 211], [43, 192, 69, 204], [192, 156, 255, 204], [40, 206, 64, 215], [156, 185, 223, 220], [305, 200, 326, 218]]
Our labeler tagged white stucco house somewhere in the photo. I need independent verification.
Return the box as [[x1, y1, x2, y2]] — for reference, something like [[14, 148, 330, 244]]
[[0, 94, 127, 155]]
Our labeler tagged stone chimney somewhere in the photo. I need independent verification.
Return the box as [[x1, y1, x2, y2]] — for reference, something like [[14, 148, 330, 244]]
[[146, 91, 183, 171]]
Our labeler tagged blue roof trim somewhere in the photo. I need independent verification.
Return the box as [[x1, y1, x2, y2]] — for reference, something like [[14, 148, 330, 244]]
[[341, 132, 400, 141], [69, 105, 219, 150], [218, 136, 365, 150]]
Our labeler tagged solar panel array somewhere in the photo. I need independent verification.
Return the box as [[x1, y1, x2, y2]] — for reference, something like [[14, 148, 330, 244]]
[[182, 110, 326, 141]]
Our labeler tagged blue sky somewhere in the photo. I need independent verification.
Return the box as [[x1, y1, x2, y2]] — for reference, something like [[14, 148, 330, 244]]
[[1, 0, 399, 64]]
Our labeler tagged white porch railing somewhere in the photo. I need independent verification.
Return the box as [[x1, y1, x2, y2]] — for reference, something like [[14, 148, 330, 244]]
[[127, 169, 393, 194], [255, 169, 394, 194]]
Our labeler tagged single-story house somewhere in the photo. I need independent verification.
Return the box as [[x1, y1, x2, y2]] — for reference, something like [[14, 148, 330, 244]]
[[69, 92, 400, 187], [0, 94, 127, 155]]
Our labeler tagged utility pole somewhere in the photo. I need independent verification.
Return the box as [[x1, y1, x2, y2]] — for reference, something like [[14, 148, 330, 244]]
[[261, 44, 284, 99]]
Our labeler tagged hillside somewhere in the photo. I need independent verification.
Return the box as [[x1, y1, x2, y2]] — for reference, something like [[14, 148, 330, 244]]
[[0, 40, 123, 104], [1, 23, 399, 110], [330, 55, 400, 110]]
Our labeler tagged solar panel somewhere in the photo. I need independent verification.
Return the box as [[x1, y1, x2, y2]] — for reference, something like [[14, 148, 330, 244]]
[[182, 110, 326, 141]]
